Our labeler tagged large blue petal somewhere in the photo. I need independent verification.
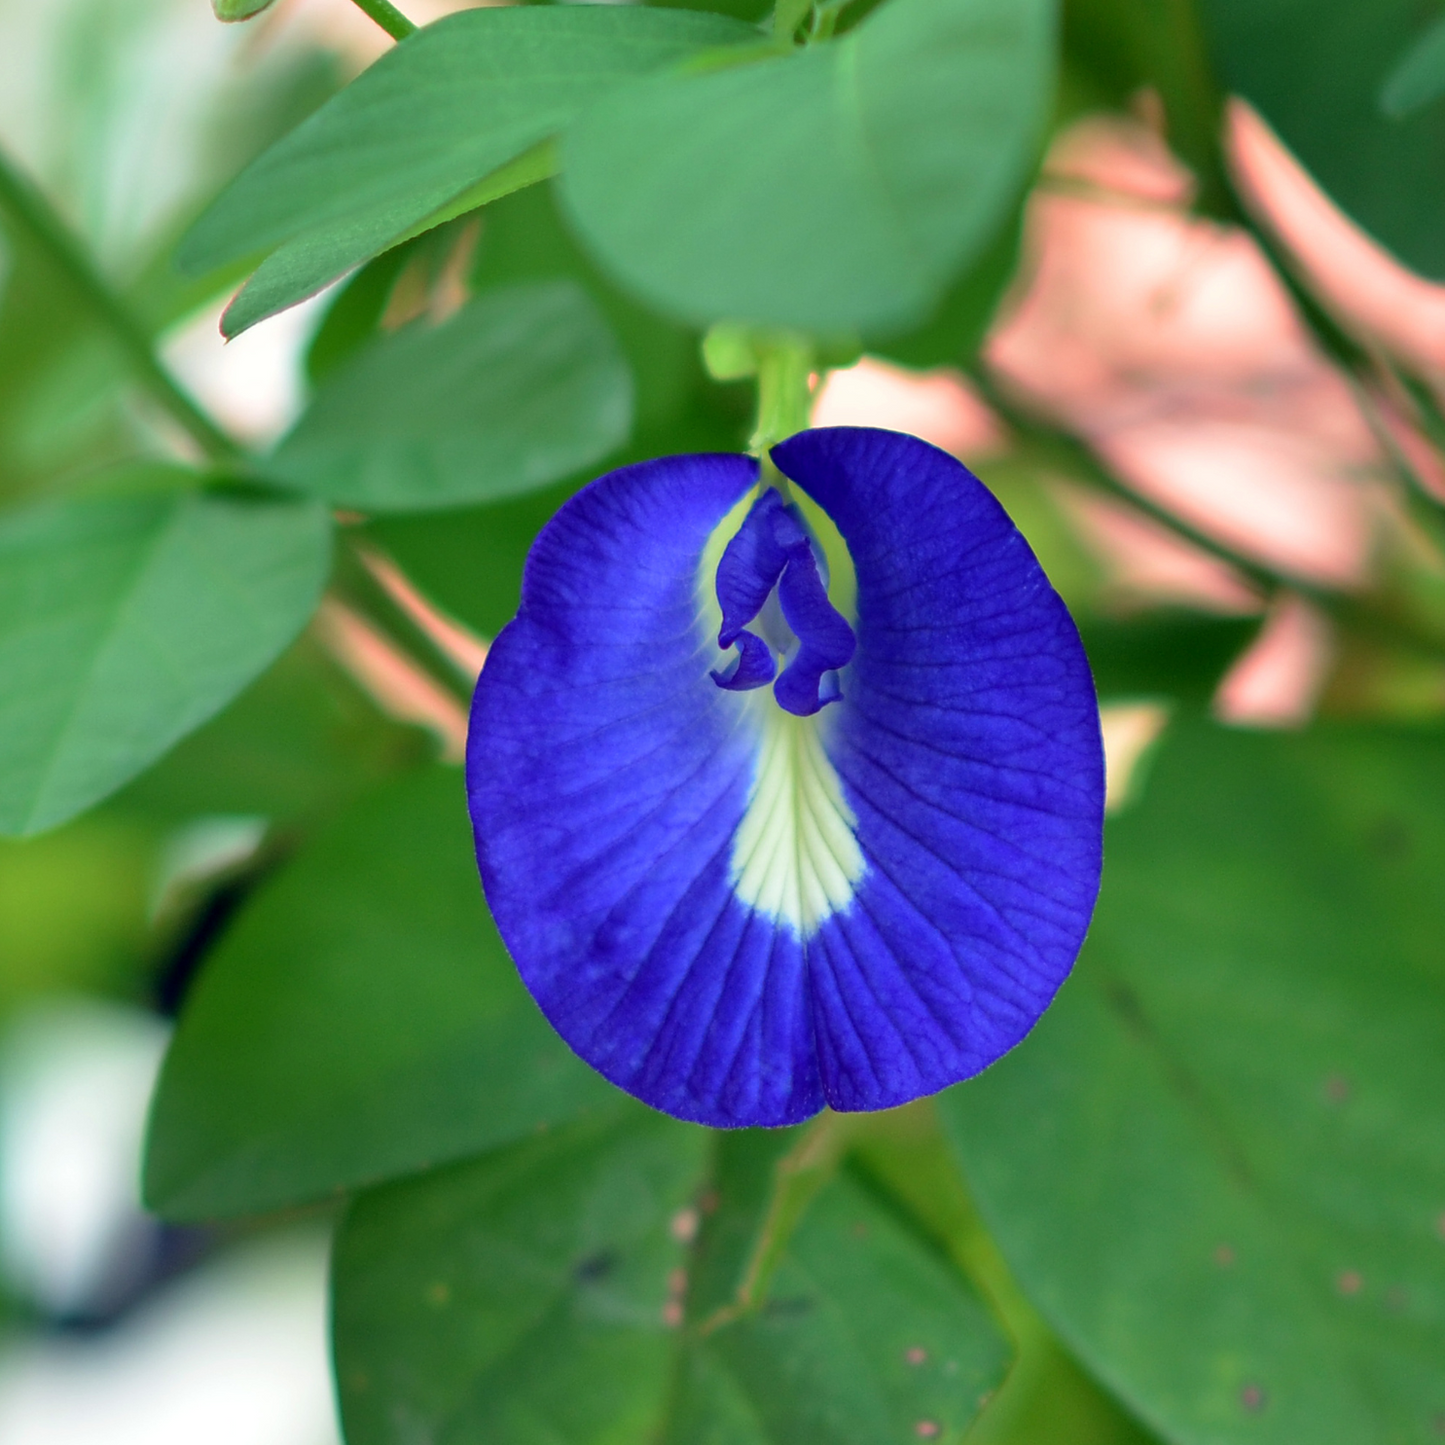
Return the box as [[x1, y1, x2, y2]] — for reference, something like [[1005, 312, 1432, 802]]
[[773, 427, 1103, 1113], [467, 430, 1103, 1127]]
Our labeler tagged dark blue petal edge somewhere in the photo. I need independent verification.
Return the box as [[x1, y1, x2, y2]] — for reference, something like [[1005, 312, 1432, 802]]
[[467, 428, 1104, 1128]]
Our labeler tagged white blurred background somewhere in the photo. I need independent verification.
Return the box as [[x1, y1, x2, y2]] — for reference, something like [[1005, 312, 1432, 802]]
[[0, 1000, 338, 1445]]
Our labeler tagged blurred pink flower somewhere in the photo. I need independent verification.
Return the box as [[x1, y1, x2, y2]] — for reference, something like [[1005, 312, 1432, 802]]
[[986, 114, 1387, 592], [1048, 482, 1261, 615], [1214, 593, 1334, 729], [1226, 98, 1445, 389], [812, 356, 1002, 457]]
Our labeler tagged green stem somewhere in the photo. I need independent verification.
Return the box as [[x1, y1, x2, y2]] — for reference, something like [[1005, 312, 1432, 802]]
[[1150, 0, 1231, 217], [0, 149, 238, 463], [751, 332, 815, 455], [808, 6, 838, 42], [349, 0, 417, 40]]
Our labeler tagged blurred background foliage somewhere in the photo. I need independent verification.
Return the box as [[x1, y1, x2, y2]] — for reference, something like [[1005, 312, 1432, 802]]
[[0, 0, 1442, 1442]]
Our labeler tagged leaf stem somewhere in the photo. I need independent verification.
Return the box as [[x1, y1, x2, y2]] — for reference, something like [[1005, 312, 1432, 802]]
[[0, 148, 238, 462], [348, 0, 417, 41], [696, 1111, 851, 1336]]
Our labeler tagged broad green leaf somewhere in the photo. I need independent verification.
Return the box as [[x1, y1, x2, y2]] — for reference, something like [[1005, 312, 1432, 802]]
[[304, 245, 418, 388], [1380, 12, 1445, 118], [379, 142, 559, 255], [144, 767, 618, 1222], [559, 0, 1054, 331], [176, 6, 758, 335], [872, 200, 1024, 369], [333, 1110, 709, 1445], [307, 176, 711, 434], [940, 720, 1445, 1444], [267, 281, 632, 513], [220, 145, 560, 340], [332, 1114, 1009, 1445], [113, 633, 430, 827], [0, 485, 330, 837], [465, 181, 715, 443], [672, 1161, 1012, 1444], [1199, 0, 1445, 278], [306, 182, 745, 553], [852, 1108, 1163, 1445], [360, 385, 750, 643]]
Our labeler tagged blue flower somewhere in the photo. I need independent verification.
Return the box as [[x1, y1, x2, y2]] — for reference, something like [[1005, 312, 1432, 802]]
[[467, 426, 1103, 1128]]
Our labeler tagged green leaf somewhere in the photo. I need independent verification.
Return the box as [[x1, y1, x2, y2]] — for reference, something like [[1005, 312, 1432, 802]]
[[1199, 0, 1445, 278], [356, 142, 558, 264], [0, 484, 330, 837], [267, 281, 632, 513], [304, 246, 418, 388], [559, 0, 1054, 332], [305, 182, 747, 530], [852, 1110, 1161, 1445], [144, 766, 618, 1222], [466, 180, 717, 444], [333, 1114, 1009, 1445], [113, 632, 429, 827], [871, 199, 1024, 369], [177, 6, 758, 335], [333, 1109, 710, 1445], [674, 1163, 1012, 1444], [1380, 12, 1445, 118], [220, 146, 561, 341], [940, 719, 1445, 1444]]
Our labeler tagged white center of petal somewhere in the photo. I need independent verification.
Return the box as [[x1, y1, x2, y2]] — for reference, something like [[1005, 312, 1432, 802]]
[[729, 702, 865, 936]]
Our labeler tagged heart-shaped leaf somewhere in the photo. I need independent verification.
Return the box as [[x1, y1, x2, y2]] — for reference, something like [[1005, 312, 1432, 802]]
[[560, 0, 1053, 332]]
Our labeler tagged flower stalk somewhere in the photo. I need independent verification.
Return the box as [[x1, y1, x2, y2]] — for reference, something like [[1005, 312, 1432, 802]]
[[750, 332, 815, 454], [348, 0, 417, 41]]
